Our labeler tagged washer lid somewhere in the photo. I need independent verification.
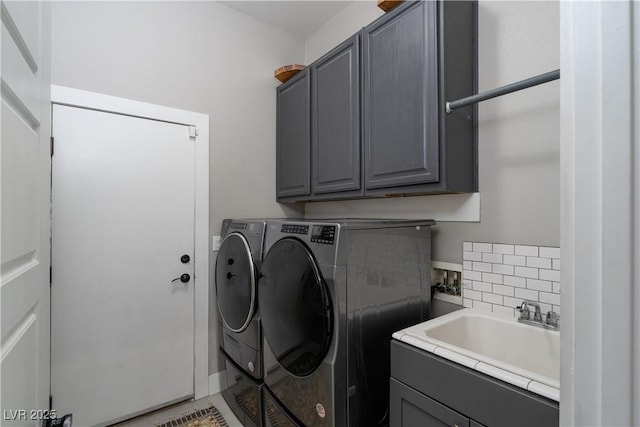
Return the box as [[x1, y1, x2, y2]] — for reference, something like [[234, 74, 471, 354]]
[[259, 238, 333, 377], [215, 232, 256, 332]]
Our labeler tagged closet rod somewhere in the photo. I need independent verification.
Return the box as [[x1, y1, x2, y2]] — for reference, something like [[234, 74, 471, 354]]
[[446, 69, 560, 113]]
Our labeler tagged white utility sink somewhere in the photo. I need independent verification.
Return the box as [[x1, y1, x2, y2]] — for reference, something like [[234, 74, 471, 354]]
[[393, 308, 560, 401]]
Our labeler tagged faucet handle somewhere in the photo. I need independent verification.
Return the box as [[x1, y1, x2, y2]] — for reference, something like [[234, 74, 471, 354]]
[[516, 301, 530, 320], [545, 311, 560, 327]]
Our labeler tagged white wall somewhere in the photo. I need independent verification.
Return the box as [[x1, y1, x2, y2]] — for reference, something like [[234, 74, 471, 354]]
[[49, 1, 305, 374], [304, 1, 383, 63], [303, 1, 560, 264], [49, 0, 560, 376]]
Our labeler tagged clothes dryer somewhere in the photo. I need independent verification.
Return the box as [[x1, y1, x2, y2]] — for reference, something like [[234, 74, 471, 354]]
[[258, 219, 435, 427], [216, 219, 267, 427]]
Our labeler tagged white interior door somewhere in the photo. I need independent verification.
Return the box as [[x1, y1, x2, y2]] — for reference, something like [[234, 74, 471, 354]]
[[51, 104, 195, 426], [1, 1, 51, 425]]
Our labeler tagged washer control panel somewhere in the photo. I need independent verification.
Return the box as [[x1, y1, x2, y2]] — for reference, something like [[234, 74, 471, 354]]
[[311, 225, 336, 245], [229, 222, 248, 230], [281, 224, 309, 235]]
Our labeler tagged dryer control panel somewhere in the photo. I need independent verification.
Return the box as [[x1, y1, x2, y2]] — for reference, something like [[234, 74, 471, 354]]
[[311, 225, 336, 245]]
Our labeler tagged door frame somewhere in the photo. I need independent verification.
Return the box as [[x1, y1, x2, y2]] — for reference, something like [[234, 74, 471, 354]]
[[50, 84, 210, 399], [560, 2, 640, 425]]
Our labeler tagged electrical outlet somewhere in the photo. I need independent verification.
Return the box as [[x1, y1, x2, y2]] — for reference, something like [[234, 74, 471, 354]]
[[212, 235, 221, 251]]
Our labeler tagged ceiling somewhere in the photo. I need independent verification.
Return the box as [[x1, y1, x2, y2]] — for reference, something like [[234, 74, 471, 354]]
[[219, 1, 354, 38]]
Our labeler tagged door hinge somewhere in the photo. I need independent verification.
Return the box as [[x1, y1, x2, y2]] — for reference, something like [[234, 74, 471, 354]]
[[50, 136, 55, 156], [49, 266, 52, 285], [188, 126, 198, 139], [49, 395, 52, 410]]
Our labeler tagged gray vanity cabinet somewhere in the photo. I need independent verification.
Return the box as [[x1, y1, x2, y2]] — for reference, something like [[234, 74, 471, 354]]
[[276, 69, 310, 199], [391, 378, 471, 427], [311, 34, 362, 197], [390, 340, 559, 427], [362, 0, 477, 196]]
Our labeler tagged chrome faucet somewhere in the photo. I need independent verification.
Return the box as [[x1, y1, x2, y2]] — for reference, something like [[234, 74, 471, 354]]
[[517, 300, 543, 322], [516, 300, 560, 330]]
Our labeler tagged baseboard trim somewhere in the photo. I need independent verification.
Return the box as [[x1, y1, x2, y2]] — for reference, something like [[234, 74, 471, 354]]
[[209, 371, 227, 395]]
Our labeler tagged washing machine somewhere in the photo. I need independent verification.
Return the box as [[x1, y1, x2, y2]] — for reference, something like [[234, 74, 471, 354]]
[[215, 219, 267, 427], [258, 219, 435, 427]]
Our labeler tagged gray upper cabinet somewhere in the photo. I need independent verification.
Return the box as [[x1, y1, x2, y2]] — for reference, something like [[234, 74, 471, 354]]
[[276, 69, 311, 199], [276, 0, 476, 203], [363, 1, 439, 190], [363, 0, 477, 196], [311, 34, 362, 197]]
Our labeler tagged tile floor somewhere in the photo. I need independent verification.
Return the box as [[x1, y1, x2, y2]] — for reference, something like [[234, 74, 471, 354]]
[[114, 393, 242, 427]]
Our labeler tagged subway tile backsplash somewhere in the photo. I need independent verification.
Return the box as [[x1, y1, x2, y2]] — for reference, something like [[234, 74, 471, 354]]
[[462, 242, 561, 317]]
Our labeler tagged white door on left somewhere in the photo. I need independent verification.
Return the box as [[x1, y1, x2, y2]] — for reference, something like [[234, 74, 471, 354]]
[[51, 104, 196, 426], [1, 1, 52, 425]]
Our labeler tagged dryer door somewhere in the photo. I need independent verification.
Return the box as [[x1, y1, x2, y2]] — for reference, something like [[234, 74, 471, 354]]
[[216, 232, 257, 332], [259, 238, 333, 377]]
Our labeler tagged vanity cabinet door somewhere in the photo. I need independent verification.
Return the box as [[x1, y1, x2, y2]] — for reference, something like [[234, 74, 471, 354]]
[[390, 378, 469, 427]]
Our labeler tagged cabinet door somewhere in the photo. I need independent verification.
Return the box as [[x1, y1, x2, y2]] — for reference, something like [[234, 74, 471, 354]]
[[276, 70, 310, 199], [390, 378, 469, 427], [311, 34, 361, 195], [363, 1, 439, 190]]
